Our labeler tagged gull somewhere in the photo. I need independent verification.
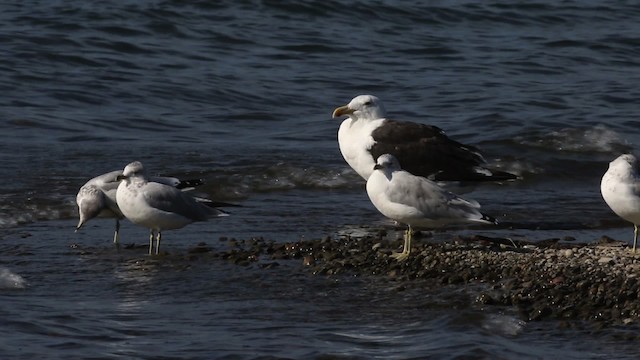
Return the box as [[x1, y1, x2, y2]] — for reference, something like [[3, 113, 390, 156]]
[[332, 94, 517, 182], [601, 153, 640, 253], [366, 154, 496, 261], [76, 170, 203, 248], [116, 161, 228, 255]]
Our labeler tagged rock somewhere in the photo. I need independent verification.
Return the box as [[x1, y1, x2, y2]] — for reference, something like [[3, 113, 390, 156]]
[[476, 293, 495, 305], [561, 249, 573, 257], [303, 255, 315, 266], [188, 244, 211, 253], [598, 257, 614, 265], [529, 305, 552, 321]]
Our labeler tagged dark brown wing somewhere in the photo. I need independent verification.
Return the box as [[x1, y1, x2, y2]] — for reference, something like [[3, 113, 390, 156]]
[[369, 119, 516, 182]]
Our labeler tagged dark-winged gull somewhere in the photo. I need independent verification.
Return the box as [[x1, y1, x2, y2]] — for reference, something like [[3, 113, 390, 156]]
[[332, 94, 517, 183]]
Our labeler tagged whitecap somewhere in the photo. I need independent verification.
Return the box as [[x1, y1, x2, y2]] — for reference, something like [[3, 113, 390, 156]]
[[517, 124, 631, 154], [481, 314, 526, 337], [0, 267, 27, 289]]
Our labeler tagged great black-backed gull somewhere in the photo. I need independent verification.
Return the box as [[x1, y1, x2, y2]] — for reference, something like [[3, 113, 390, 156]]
[[76, 170, 204, 247], [366, 154, 496, 261], [332, 94, 517, 182], [601, 153, 640, 253], [115, 161, 228, 255]]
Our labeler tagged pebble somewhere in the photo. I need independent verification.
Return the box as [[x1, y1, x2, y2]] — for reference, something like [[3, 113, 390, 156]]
[[302, 255, 315, 266], [598, 257, 614, 265]]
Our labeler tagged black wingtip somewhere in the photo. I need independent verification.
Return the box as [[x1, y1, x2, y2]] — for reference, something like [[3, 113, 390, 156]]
[[176, 179, 205, 189], [430, 168, 518, 183], [204, 200, 242, 208], [481, 213, 498, 225], [486, 169, 519, 182], [469, 167, 518, 182]]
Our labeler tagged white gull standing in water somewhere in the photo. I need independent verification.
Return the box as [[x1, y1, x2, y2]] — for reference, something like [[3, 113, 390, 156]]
[[76, 170, 203, 248], [601, 153, 640, 253], [366, 154, 496, 261], [332, 94, 517, 183], [115, 161, 228, 255]]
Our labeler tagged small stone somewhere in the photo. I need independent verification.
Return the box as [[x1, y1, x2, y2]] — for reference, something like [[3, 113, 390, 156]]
[[476, 293, 495, 305], [598, 257, 614, 265], [187, 245, 211, 254], [303, 255, 315, 266], [529, 305, 552, 321]]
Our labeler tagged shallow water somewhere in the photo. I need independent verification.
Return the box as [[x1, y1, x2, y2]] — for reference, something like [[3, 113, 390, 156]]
[[3, 1, 640, 358], [3, 222, 640, 359]]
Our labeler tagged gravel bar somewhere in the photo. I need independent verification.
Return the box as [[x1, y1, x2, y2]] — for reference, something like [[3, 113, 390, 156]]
[[203, 232, 640, 326]]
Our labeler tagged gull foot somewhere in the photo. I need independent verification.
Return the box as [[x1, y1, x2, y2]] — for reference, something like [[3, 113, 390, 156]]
[[390, 252, 410, 262]]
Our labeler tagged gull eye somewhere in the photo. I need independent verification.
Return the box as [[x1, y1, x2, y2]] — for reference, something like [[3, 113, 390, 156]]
[[363, 101, 372, 106]]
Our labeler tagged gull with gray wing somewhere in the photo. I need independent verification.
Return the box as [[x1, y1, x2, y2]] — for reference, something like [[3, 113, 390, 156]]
[[115, 161, 228, 255], [601, 153, 640, 253], [366, 154, 496, 261], [76, 170, 203, 248]]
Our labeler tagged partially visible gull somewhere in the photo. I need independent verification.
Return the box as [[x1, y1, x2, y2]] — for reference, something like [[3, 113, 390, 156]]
[[76, 170, 203, 247], [366, 154, 496, 261], [115, 161, 228, 255], [332, 94, 517, 183], [601, 153, 640, 253]]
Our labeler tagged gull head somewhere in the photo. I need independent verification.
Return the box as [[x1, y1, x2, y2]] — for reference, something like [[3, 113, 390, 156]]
[[332, 94, 387, 121], [613, 153, 638, 166], [117, 161, 146, 181], [373, 154, 402, 174], [609, 153, 639, 173], [76, 185, 104, 231]]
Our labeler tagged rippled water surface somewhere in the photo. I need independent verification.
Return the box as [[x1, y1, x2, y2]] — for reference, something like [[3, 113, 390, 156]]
[[3, 1, 640, 358]]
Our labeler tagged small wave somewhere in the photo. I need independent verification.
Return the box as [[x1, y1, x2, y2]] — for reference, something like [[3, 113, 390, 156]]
[[486, 158, 542, 177], [96, 25, 150, 37], [0, 203, 73, 229], [0, 267, 27, 289], [515, 124, 631, 154], [331, 331, 404, 343], [209, 163, 361, 195], [481, 314, 526, 337]]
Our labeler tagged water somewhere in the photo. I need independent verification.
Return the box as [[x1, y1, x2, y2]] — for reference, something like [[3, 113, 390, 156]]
[[2, 1, 640, 358]]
